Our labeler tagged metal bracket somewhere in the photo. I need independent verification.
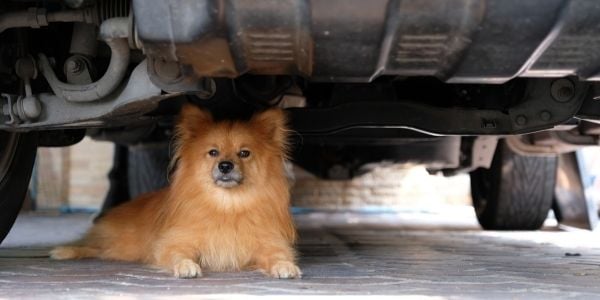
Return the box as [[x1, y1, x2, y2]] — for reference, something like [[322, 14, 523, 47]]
[[1, 94, 18, 125], [0, 60, 175, 130], [290, 78, 588, 136], [471, 136, 499, 169]]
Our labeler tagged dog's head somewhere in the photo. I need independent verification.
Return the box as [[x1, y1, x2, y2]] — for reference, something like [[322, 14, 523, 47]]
[[173, 104, 289, 192]]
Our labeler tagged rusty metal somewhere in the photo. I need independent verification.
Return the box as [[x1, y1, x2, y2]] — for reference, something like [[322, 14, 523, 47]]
[[133, 0, 600, 83], [147, 57, 218, 95]]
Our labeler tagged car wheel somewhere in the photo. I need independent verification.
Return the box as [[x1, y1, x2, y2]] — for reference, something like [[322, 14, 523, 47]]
[[0, 131, 37, 245], [470, 140, 557, 230]]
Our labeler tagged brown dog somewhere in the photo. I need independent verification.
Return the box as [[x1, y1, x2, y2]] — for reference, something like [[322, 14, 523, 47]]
[[50, 104, 301, 279]]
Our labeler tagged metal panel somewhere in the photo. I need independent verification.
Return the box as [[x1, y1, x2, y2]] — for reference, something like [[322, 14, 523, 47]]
[[133, 0, 600, 83]]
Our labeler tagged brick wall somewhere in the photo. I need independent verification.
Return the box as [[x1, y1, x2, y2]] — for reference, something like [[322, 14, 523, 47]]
[[35, 147, 70, 208], [35, 138, 113, 210], [35, 139, 471, 210], [292, 163, 471, 209]]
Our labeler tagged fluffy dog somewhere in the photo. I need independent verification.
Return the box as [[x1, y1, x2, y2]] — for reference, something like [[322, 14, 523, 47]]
[[50, 104, 301, 279]]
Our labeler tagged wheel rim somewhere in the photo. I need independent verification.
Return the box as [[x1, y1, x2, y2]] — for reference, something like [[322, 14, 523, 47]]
[[0, 131, 19, 181]]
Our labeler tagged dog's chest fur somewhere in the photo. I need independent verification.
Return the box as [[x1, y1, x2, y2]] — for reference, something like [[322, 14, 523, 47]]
[[195, 215, 258, 271]]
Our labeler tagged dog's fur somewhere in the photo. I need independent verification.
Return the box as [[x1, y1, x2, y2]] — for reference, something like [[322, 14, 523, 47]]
[[50, 104, 301, 279]]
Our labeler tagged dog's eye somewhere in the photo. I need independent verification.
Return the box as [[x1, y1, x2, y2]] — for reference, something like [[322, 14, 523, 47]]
[[208, 149, 219, 157], [238, 150, 251, 158]]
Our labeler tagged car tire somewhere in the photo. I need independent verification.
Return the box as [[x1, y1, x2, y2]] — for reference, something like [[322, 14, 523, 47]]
[[0, 131, 37, 245], [470, 140, 557, 230]]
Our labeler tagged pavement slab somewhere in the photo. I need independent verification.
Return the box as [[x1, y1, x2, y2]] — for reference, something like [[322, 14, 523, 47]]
[[1, 209, 599, 299]]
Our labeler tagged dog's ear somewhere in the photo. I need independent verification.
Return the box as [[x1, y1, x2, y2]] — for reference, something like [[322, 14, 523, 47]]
[[177, 104, 213, 140], [250, 108, 289, 149]]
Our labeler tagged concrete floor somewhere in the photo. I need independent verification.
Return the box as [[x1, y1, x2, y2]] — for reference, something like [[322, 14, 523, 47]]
[[1, 208, 600, 299]]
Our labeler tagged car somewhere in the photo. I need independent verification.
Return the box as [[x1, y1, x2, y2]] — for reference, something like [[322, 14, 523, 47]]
[[2, 0, 600, 245]]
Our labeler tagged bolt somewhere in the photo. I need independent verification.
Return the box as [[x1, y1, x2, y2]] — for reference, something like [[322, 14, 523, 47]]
[[540, 110, 552, 121], [516, 115, 528, 126], [154, 59, 181, 81], [65, 58, 84, 74], [558, 87, 573, 98], [551, 78, 575, 102]]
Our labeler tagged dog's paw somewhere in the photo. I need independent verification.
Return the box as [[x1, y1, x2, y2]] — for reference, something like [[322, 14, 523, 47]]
[[173, 259, 202, 279], [270, 261, 302, 279], [49, 246, 78, 260]]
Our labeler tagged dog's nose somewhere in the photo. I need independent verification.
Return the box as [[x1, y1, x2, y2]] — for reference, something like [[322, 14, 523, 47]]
[[218, 161, 234, 174]]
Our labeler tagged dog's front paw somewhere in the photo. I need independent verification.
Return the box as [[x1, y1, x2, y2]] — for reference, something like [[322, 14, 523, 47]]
[[173, 259, 202, 279], [270, 261, 302, 279], [49, 246, 76, 260]]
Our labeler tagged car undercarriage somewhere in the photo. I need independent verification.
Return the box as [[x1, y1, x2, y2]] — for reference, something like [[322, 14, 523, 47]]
[[1, 0, 600, 242]]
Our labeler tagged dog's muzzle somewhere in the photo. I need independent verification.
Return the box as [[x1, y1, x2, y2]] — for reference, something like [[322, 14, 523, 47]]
[[213, 161, 243, 188]]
